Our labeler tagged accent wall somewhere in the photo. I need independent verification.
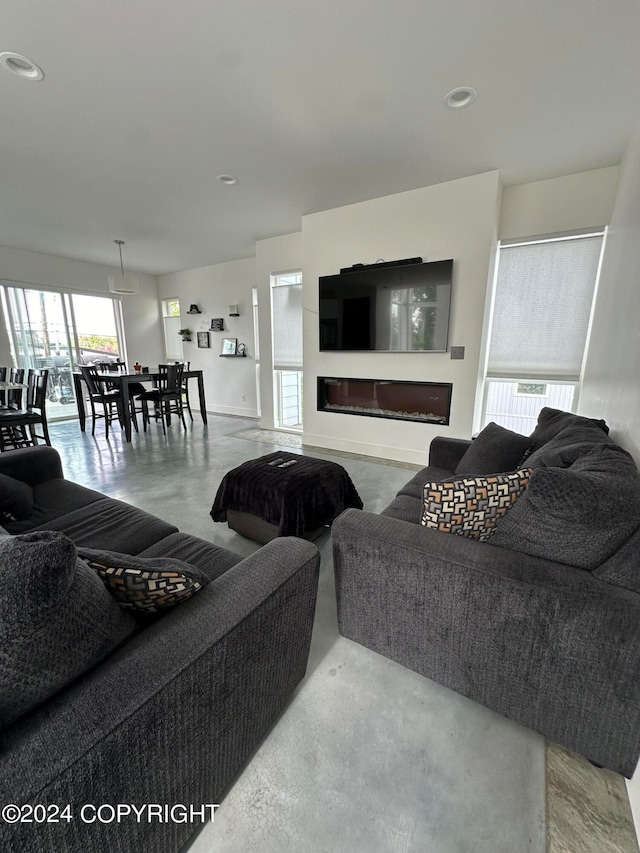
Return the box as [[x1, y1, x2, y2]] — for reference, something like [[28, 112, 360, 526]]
[[302, 170, 502, 465]]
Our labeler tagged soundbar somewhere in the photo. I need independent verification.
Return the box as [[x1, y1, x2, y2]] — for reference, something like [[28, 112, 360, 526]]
[[339, 256, 423, 274]]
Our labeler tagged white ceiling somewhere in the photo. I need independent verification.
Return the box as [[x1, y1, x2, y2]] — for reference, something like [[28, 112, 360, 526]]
[[2, 0, 640, 276]]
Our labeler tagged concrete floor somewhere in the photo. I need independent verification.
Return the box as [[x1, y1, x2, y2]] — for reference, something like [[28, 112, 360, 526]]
[[46, 415, 635, 853]]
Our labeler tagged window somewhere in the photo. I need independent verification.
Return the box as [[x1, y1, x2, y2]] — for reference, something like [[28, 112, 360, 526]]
[[480, 232, 605, 434], [271, 272, 303, 430], [1, 282, 125, 421], [162, 298, 183, 362]]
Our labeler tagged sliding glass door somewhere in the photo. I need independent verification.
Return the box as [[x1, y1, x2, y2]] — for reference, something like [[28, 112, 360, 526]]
[[1, 283, 125, 421]]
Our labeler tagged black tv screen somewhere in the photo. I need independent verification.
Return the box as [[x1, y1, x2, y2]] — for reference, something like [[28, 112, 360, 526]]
[[319, 259, 453, 352]]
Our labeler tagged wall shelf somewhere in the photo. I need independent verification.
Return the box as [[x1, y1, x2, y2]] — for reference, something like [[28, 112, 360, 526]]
[[219, 353, 247, 358]]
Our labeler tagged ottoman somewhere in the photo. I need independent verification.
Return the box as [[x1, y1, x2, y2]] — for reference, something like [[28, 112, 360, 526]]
[[210, 452, 363, 544]]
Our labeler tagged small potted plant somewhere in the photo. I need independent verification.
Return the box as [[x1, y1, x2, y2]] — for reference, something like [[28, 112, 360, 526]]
[[179, 328, 193, 342]]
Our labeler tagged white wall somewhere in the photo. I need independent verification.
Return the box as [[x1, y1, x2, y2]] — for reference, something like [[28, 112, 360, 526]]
[[301, 171, 502, 465], [580, 128, 640, 463], [499, 166, 619, 240], [255, 232, 303, 430], [0, 245, 163, 369], [158, 258, 258, 418]]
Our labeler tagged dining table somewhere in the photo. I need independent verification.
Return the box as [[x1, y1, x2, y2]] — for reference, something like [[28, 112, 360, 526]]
[[73, 369, 207, 442]]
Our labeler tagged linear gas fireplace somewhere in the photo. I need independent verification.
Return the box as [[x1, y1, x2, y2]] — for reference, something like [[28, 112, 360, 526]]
[[317, 377, 452, 425]]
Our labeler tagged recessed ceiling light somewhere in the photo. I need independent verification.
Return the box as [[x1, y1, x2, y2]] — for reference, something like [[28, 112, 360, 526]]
[[216, 174, 239, 186], [0, 52, 44, 81], [444, 87, 477, 109]]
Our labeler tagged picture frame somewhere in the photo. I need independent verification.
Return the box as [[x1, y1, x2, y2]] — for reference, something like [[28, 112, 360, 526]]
[[221, 337, 237, 356], [197, 331, 210, 349], [210, 317, 224, 331]]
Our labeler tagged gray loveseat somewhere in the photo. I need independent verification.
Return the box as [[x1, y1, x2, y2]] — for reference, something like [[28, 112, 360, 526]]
[[0, 446, 320, 852], [333, 408, 640, 777]]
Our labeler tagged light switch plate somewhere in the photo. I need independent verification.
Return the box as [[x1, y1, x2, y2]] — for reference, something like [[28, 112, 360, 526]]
[[450, 346, 465, 360]]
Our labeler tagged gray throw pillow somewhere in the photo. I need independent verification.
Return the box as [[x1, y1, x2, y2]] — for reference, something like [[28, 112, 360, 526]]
[[523, 424, 613, 469], [526, 407, 609, 455], [455, 422, 531, 476], [77, 547, 210, 614], [0, 531, 137, 731], [491, 444, 640, 570], [0, 473, 34, 521]]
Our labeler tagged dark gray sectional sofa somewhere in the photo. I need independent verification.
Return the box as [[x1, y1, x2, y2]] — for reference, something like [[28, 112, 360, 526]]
[[0, 446, 320, 852], [333, 408, 640, 777]]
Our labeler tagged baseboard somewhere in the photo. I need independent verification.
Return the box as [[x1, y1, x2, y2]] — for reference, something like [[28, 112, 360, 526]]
[[302, 432, 428, 467], [207, 405, 259, 419]]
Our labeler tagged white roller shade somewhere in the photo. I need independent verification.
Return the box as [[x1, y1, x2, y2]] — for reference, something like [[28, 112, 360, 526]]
[[487, 236, 602, 380], [272, 283, 302, 370]]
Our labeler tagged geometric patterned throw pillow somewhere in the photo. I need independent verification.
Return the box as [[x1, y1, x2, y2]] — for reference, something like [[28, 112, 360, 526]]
[[421, 468, 532, 542], [78, 548, 210, 613]]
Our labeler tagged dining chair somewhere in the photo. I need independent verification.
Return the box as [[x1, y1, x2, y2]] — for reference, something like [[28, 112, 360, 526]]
[[99, 362, 145, 426], [138, 363, 186, 435], [0, 367, 25, 448], [180, 361, 193, 421], [79, 365, 124, 439], [0, 369, 51, 451], [6, 368, 25, 409], [0, 366, 7, 407]]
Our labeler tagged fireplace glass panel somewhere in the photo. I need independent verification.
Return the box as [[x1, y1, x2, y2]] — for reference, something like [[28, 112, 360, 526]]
[[317, 377, 452, 424]]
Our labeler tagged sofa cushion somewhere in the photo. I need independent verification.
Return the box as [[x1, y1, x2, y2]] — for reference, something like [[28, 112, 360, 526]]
[[138, 531, 243, 582], [32, 497, 178, 554], [525, 407, 609, 455], [0, 531, 137, 731], [381, 493, 424, 524], [420, 469, 532, 542], [396, 466, 453, 500], [1, 479, 104, 534], [523, 424, 614, 469], [491, 444, 640, 569], [0, 473, 34, 521], [455, 422, 531, 476], [78, 547, 211, 614]]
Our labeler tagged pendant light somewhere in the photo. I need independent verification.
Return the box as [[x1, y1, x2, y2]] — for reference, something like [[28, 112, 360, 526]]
[[108, 239, 139, 294]]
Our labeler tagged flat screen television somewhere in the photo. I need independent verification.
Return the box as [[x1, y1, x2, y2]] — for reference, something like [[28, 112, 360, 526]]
[[319, 259, 453, 352]]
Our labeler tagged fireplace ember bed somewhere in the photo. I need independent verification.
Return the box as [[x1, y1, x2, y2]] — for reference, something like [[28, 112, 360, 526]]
[[317, 377, 452, 425]]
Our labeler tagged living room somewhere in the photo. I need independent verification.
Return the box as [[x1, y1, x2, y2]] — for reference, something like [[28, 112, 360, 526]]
[[2, 1, 640, 851]]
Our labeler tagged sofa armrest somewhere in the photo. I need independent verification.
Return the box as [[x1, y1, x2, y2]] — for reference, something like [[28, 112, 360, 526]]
[[332, 508, 640, 776], [0, 446, 64, 487], [428, 436, 472, 471], [0, 537, 320, 852]]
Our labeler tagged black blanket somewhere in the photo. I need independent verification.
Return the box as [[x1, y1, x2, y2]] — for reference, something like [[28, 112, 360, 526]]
[[210, 452, 363, 537]]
